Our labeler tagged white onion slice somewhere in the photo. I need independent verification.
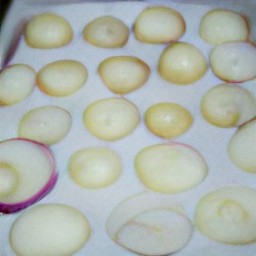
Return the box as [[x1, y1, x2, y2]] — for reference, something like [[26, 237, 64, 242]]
[[228, 119, 256, 173], [134, 6, 186, 43], [18, 105, 72, 144], [98, 56, 150, 94], [144, 102, 193, 139], [37, 60, 88, 97], [0, 138, 57, 214], [158, 42, 208, 85], [10, 204, 91, 256], [135, 143, 208, 193], [106, 192, 193, 255], [0, 64, 36, 105], [201, 83, 256, 127], [25, 12, 73, 49], [83, 16, 129, 48], [195, 186, 256, 244], [199, 9, 249, 45], [83, 97, 140, 141], [68, 147, 122, 188], [210, 42, 256, 82]]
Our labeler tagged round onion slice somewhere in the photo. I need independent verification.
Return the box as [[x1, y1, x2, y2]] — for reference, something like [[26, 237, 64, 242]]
[[18, 105, 72, 144], [25, 12, 73, 49], [144, 102, 193, 139], [0, 64, 36, 105], [158, 42, 208, 85], [135, 143, 208, 193], [201, 83, 256, 127], [98, 56, 150, 94], [210, 42, 256, 82], [37, 60, 88, 97], [195, 186, 256, 244], [0, 138, 58, 214], [199, 9, 249, 45], [106, 192, 193, 255], [228, 119, 256, 173], [83, 16, 129, 48], [10, 204, 91, 256], [83, 97, 140, 141], [68, 147, 122, 188], [134, 6, 186, 44]]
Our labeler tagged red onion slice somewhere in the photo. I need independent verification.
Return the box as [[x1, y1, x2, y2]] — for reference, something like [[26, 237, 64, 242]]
[[0, 138, 58, 214]]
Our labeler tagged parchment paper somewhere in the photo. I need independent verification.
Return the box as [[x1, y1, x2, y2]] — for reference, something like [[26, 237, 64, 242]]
[[0, 1, 255, 255]]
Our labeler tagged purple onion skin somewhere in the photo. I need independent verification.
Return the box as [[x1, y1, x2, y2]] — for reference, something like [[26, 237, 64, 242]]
[[1, 19, 28, 70], [0, 138, 58, 214]]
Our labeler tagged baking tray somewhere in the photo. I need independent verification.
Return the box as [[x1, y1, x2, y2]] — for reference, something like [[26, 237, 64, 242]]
[[0, 0, 255, 255]]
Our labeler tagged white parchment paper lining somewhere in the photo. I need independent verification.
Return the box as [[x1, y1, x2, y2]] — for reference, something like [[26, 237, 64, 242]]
[[0, 1, 255, 255]]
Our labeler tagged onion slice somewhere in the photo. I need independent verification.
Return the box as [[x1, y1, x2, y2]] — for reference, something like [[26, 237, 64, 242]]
[[144, 102, 193, 139], [134, 143, 208, 193], [201, 83, 256, 127], [199, 9, 249, 45], [106, 192, 193, 255], [83, 97, 140, 141], [195, 186, 256, 244], [37, 60, 88, 97], [24, 12, 73, 49], [68, 147, 122, 188], [228, 119, 256, 173], [98, 56, 150, 94], [83, 16, 129, 48], [18, 105, 72, 145], [134, 6, 186, 44], [158, 42, 208, 85], [0, 64, 36, 105], [0, 138, 58, 214], [210, 42, 256, 82], [10, 204, 90, 256]]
